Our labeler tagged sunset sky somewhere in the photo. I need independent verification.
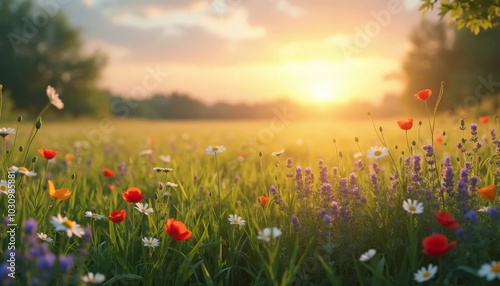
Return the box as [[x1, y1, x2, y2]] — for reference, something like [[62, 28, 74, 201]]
[[59, 0, 440, 105]]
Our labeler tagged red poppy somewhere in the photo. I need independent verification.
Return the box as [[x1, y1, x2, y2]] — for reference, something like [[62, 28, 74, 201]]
[[122, 187, 144, 203], [422, 234, 456, 256], [38, 148, 58, 160], [433, 211, 460, 228], [398, 118, 413, 130], [414, 89, 432, 101], [435, 135, 444, 144], [108, 184, 115, 191], [109, 209, 126, 223], [258, 196, 269, 206], [103, 168, 115, 178], [165, 218, 192, 241], [479, 116, 490, 124]]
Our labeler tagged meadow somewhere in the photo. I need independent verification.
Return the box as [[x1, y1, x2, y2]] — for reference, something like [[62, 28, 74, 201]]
[[0, 88, 500, 285]]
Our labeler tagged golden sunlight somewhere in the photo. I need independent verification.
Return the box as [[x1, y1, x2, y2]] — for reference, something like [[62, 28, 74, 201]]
[[313, 82, 335, 102]]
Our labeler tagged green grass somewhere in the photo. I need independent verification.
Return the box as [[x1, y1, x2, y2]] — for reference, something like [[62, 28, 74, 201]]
[[0, 113, 499, 285]]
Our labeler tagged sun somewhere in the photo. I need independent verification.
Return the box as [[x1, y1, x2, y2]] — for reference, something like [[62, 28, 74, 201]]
[[313, 83, 335, 103]]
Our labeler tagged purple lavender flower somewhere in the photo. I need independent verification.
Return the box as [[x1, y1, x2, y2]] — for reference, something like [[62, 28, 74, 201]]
[[319, 165, 330, 184], [354, 160, 364, 172], [490, 128, 497, 142], [24, 218, 37, 235], [295, 166, 303, 190], [332, 167, 338, 176], [464, 210, 478, 224], [487, 205, 499, 219], [118, 161, 128, 177], [323, 214, 332, 225], [37, 253, 56, 271], [321, 183, 333, 205], [270, 185, 278, 195], [58, 255, 74, 273], [370, 173, 378, 188], [470, 123, 478, 142], [291, 215, 300, 232], [340, 178, 348, 196], [287, 157, 293, 168], [372, 162, 380, 175], [422, 144, 434, 157]]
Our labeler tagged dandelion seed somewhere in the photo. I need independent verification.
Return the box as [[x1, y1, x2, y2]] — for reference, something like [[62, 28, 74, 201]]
[[142, 237, 160, 248], [359, 249, 376, 262], [414, 264, 438, 283], [46, 85, 64, 109], [228, 214, 246, 226], [403, 199, 424, 214], [257, 227, 282, 242]]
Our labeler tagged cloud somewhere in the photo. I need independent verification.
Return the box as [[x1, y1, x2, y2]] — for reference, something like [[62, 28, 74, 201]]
[[275, 0, 303, 17]]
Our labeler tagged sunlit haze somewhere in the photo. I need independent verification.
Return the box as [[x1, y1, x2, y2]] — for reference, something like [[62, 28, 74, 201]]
[[62, 0, 435, 105]]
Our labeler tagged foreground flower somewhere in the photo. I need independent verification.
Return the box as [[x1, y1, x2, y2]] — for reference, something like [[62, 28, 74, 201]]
[[478, 261, 500, 281], [398, 118, 413, 130], [85, 211, 104, 220], [47, 85, 64, 110], [228, 214, 246, 226], [48, 180, 71, 201], [0, 127, 16, 138], [165, 218, 192, 241], [359, 249, 376, 262], [0, 180, 8, 195], [414, 264, 438, 283], [38, 148, 58, 160], [478, 185, 497, 200], [258, 196, 269, 206], [257, 227, 282, 242], [103, 168, 115, 177], [81, 272, 106, 284], [50, 214, 84, 238], [433, 211, 460, 228], [122, 187, 145, 203], [272, 149, 285, 156], [109, 210, 126, 223], [422, 234, 456, 256], [135, 203, 154, 215], [414, 89, 432, 101], [367, 146, 388, 159], [479, 116, 490, 124], [37, 232, 54, 243], [206, 145, 226, 155], [142, 237, 160, 248], [403, 199, 424, 214]]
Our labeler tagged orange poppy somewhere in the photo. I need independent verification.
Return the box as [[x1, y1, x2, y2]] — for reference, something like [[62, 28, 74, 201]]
[[478, 185, 497, 200], [165, 218, 192, 241], [38, 148, 58, 160], [478, 116, 490, 124], [414, 89, 432, 101], [398, 118, 413, 130], [47, 180, 71, 201]]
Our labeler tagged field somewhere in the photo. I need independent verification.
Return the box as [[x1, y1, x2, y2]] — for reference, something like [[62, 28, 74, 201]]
[[1, 109, 500, 285]]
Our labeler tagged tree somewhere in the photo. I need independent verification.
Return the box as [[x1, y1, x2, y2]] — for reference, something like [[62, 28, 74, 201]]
[[0, 0, 107, 117], [420, 0, 500, 34]]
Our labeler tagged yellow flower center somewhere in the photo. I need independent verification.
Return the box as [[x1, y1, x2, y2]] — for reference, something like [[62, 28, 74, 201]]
[[212, 146, 219, 151], [62, 219, 74, 229], [0, 185, 6, 191], [374, 150, 382, 156], [141, 208, 147, 212], [491, 263, 500, 273], [19, 167, 29, 172], [409, 206, 416, 212], [92, 213, 98, 217], [147, 241, 153, 245], [233, 219, 239, 223], [422, 271, 430, 278]]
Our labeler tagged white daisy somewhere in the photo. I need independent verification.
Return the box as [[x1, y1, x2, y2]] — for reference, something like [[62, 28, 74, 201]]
[[81, 272, 106, 284], [414, 264, 438, 283], [402, 199, 424, 214], [0, 180, 8, 195], [367, 146, 388, 159], [8, 166, 18, 172], [0, 127, 16, 138], [135, 203, 154, 215], [359, 249, 377, 262], [159, 155, 171, 163], [257, 227, 282, 242], [228, 214, 246, 226], [17, 167, 37, 177], [206, 145, 226, 155], [46, 85, 64, 110], [85, 211, 104, 220], [166, 182, 178, 187], [142, 237, 160, 248], [139, 149, 153, 156], [478, 206, 491, 213], [272, 149, 285, 157], [478, 261, 500, 281], [50, 214, 84, 238], [36, 232, 54, 243]]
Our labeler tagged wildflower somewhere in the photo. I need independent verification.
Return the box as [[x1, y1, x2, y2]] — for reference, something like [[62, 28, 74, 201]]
[[159, 154, 171, 163], [84, 211, 104, 220], [166, 182, 178, 187], [59, 255, 74, 273], [103, 168, 115, 177], [272, 149, 285, 156], [17, 166, 37, 177], [359, 249, 377, 262], [414, 264, 438, 283], [139, 149, 153, 156], [398, 118, 413, 130], [403, 199, 424, 214], [122, 187, 145, 203], [478, 206, 491, 212], [206, 145, 226, 155], [48, 180, 71, 201], [109, 210, 126, 223], [479, 116, 490, 124], [478, 261, 500, 281], [135, 203, 154, 215], [478, 185, 497, 200], [258, 196, 269, 206], [422, 234, 456, 256], [367, 146, 388, 159], [65, 153, 74, 162], [38, 148, 58, 160], [142, 237, 160, 248], [435, 135, 444, 144], [165, 218, 192, 241], [414, 89, 432, 101], [81, 272, 106, 284], [0, 127, 16, 138], [46, 85, 64, 109], [228, 214, 246, 226], [36, 232, 53, 243], [0, 180, 8, 195], [50, 214, 84, 238], [291, 215, 300, 232], [257, 227, 282, 242], [433, 211, 460, 228]]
